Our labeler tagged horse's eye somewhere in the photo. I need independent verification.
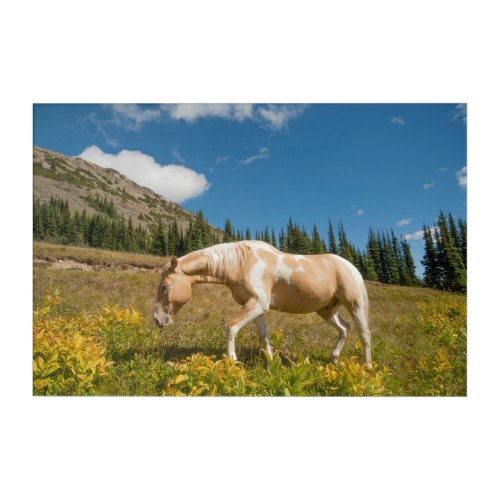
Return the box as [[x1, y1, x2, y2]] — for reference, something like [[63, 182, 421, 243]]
[[163, 284, 169, 294]]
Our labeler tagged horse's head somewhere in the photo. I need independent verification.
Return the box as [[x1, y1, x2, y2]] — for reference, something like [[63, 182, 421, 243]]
[[153, 256, 193, 328]]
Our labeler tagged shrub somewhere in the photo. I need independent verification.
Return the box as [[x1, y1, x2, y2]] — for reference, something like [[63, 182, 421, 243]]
[[103, 354, 172, 395], [161, 352, 389, 397], [412, 297, 467, 395], [33, 292, 113, 395], [314, 358, 389, 396], [163, 354, 252, 396]]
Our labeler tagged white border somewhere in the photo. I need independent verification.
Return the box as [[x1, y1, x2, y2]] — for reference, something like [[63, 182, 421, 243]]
[[3, 1, 499, 499]]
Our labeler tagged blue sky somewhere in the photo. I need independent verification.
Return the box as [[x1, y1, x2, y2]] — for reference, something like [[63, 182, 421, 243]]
[[33, 103, 467, 275]]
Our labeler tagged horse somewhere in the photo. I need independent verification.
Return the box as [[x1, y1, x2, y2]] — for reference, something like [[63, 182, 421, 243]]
[[153, 240, 372, 368]]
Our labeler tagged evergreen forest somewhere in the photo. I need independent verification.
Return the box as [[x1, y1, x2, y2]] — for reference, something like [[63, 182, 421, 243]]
[[33, 196, 466, 292]]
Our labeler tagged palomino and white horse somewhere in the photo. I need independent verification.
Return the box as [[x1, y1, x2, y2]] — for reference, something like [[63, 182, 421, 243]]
[[153, 240, 372, 368]]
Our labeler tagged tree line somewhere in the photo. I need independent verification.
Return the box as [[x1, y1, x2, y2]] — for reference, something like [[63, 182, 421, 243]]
[[221, 217, 419, 286], [421, 212, 466, 293], [33, 196, 466, 292], [34, 197, 150, 253], [33, 196, 219, 256]]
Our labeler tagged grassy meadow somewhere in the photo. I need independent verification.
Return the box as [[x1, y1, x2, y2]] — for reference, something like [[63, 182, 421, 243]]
[[33, 242, 467, 396]]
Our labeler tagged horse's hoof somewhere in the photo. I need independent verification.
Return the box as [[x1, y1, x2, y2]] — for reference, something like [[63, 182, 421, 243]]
[[365, 362, 373, 371]]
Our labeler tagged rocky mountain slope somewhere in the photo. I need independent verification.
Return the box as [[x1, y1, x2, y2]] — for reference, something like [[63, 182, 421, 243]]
[[33, 146, 217, 234]]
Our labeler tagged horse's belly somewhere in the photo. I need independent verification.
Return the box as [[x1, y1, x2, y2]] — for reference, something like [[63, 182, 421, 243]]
[[269, 281, 332, 314]]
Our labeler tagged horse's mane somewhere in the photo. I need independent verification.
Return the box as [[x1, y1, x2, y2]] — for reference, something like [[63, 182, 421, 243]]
[[201, 242, 250, 282]]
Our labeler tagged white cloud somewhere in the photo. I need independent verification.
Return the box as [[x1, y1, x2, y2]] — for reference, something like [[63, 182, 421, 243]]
[[456, 165, 467, 189], [215, 155, 232, 164], [172, 147, 185, 164], [390, 117, 405, 126], [161, 104, 254, 123], [404, 230, 425, 241], [437, 167, 448, 172], [109, 104, 162, 131], [238, 147, 269, 166], [78, 145, 210, 203], [356, 208, 364, 216], [451, 103, 467, 123], [257, 104, 308, 130], [405, 226, 438, 242], [83, 113, 119, 147], [396, 218, 413, 227], [97, 104, 307, 135], [423, 181, 435, 190], [163, 103, 307, 130]]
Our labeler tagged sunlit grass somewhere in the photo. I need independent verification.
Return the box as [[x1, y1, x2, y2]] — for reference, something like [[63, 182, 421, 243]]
[[33, 246, 466, 396]]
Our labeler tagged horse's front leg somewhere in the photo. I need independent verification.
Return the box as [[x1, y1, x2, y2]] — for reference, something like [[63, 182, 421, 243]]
[[226, 299, 264, 361], [254, 314, 273, 360]]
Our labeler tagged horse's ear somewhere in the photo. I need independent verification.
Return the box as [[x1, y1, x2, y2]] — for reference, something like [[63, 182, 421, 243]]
[[171, 256, 178, 270]]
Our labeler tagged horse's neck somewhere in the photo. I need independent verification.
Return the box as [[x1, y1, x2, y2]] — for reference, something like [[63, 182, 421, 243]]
[[191, 275, 225, 286], [180, 251, 225, 285]]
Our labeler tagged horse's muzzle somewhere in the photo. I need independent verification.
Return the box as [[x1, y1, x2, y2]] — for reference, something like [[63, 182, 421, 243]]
[[153, 310, 173, 328]]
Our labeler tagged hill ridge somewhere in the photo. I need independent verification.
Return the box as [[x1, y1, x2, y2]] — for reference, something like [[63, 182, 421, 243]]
[[33, 145, 220, 235]]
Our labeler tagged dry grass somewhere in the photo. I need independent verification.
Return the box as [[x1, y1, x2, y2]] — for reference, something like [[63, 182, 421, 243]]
[[34, 241, 168, 269]]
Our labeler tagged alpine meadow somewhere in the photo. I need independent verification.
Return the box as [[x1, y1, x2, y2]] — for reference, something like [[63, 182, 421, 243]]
[[33, 103, 467, 396]]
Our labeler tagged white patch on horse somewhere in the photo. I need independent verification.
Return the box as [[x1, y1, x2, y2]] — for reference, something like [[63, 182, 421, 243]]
[[248, 252, 270, 309], [275, 254, 293, 283], [201, 242, 245, 280], [291, 254, 307, 272], [333, 255, 363, 289]]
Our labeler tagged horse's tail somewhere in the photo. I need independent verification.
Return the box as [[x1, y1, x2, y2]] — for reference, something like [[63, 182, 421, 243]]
[[362, 282, 370, 324]]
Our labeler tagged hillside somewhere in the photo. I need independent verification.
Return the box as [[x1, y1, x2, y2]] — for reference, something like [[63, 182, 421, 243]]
[[33, 146, 219, 235]]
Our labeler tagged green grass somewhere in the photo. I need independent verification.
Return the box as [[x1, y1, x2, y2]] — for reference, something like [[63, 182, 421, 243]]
[[33, 244, 466, 396]]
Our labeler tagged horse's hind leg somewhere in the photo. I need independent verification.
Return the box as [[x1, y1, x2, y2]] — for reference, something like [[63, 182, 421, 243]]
[[254, 314, 273, 359], [350, 304, 372, 370], [317, 305, 351, 365]]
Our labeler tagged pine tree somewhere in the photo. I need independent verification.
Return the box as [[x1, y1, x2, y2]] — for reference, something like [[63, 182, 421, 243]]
[[390, 229, 405, 285], [127, 217, 137, 252], [458, 217, 467, 268], [151, 220, 168, 256], [33, 199, 45, 239], [223, 218, 235, 242], [448, 213, 461, 250], [311, 224, 324, 254], [364, 254, 379, 281], [338, 222, 353, 262], [61, 212, 78, 244], [41, 203, 57, 238], [327, 219, 338, 254], [401, 237, 418, 286], [436, 212, 466, 292], [383, 231, 400, 284], [376, 231, 390, 283], [245, 228, 251, 240], [366, 228, 382, 281], [279, 228, 288, 252], [263, 226, 271, 244], [422, 225, 440, 288], [298, 227, 312, 254], [286, 218, 298, 253], [271, 229, 277, 248]]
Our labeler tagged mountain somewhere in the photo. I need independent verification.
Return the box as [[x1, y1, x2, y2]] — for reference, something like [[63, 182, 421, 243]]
[[33, 146, 219, 235]]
